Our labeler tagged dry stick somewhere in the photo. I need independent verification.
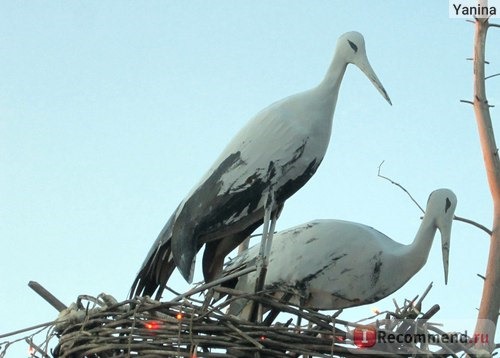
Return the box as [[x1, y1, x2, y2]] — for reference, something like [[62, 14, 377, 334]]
[[485, 73, 500, 80], [224, 321, 263, 349], [25, 338, 50, 358], [454, 215, 492, 235], [212, 286, 347, 332], [202, 288, 262, 318], [377, 161, 425, 213], [378, 161, 493, 235], [28, 281, 67, 312], [262, 292, 293, 326], [0, 321, 57, 340], [172, 266, 256, 302], [414, 282, 433, 312], [419, 304, 440, 320]]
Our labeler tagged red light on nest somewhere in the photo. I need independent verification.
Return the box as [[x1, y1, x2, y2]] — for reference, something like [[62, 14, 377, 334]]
[[144, 320, 161, 330], [176, 312, 184, 320], [259, 335, 266, 341]]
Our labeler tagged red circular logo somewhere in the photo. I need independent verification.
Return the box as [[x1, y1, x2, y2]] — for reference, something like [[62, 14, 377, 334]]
[[353, 326, 376, 348]]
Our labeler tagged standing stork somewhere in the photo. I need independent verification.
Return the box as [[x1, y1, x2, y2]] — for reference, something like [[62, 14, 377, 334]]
[[216, 189, 457, 318], [130, 31, 391, 299]]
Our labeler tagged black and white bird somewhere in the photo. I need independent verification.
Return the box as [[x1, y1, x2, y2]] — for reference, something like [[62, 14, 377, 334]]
[[217, 189, 456, 318], [130, 31, 391, 299]]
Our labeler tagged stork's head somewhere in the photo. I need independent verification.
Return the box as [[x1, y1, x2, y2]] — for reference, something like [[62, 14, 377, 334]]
[[425, 188, 457, 284], [337, 31, 392, 105]]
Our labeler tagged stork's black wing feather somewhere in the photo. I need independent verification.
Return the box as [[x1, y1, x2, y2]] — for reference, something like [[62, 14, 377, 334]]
[[129, 212, 177, 299]]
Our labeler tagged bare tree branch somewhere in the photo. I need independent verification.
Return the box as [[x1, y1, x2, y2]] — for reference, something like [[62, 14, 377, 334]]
[[485, 73, 500, 80], [467, 57, 490, 64], [453, 215, 492, 235], [377, 161, 425, 213], [377, 161, 492, 236]]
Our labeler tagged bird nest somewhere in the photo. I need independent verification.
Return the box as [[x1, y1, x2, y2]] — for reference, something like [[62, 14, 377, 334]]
[[13, 282, 478, 358]]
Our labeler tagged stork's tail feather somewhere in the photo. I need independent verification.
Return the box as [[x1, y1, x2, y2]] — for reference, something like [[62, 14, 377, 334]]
[[129, 213, 177, 300], [129, 244, 176, 300]]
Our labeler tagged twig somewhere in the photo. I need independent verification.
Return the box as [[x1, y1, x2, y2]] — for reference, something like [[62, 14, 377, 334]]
[[173, 266, 256, 302], [414, 282, 433, 311], [377, 161, 425, 213], [485, 73, 500, 80], [453, 215, 492, 236], [419, 304, 440, 320], [466, 57, 490, 64], [378, 161, 493, 236], [461, 99, 475, 105], [224, 321, 263, 349], [28, 281, 67, 312], [25, 338, 50, 358], [164, 285, 182, 296], [263, 292, 293, 326], [0, 321, 57, 340]]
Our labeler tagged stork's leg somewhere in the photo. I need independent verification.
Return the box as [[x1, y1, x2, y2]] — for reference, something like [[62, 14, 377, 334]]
[[265, 212, 277, 262], [258, 195, 273, 259], [250, 190, 276, 322], [237, 237, 250, 254]]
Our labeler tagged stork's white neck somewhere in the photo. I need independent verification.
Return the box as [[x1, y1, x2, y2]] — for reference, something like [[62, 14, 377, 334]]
[[399, 215, 438, 277], [314, 52, 349, 113]]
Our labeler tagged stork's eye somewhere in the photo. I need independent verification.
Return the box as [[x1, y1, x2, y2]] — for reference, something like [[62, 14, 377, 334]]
[[445, 198, 451, 213], [347, 40, 358, 53]]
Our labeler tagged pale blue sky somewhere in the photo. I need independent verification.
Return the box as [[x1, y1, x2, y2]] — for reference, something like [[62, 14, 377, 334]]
[[1, 1, 499, 356]]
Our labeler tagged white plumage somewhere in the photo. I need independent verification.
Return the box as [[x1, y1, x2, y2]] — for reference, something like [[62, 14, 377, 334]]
[[131, 31, 391, 299], [217, 189, 456, 318]]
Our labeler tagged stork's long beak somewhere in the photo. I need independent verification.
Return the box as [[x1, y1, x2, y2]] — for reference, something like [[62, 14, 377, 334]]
[[438, 218, 452, 285], [357, 59, 392, 105]]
